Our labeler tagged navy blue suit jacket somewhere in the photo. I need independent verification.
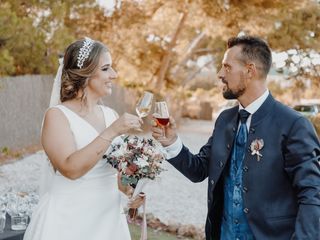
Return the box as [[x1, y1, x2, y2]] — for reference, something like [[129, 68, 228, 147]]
[[169, 94, 320, 240]]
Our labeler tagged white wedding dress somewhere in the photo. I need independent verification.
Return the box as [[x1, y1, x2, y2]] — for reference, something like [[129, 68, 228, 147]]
[[23, 105, 131, 240]]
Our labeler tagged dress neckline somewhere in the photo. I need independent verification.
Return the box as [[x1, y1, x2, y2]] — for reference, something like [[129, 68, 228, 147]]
[[59, 105, 107, 135]]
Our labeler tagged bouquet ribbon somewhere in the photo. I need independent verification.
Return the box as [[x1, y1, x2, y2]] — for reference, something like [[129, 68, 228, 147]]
[[139, 193, 147, 240], [128, 192, 147, 240], [131, 179, 149, 240]]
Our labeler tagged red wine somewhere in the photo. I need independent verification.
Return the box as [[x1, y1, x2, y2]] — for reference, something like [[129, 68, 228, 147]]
[[156, 117, 169, 126]]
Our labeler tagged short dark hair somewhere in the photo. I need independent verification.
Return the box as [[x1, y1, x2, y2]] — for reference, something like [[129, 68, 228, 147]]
[[227, 36, 272, 76]]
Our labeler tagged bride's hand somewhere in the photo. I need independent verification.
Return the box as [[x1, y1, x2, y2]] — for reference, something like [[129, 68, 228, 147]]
[[109, 113, 143, 135], [117, 173, 133, 196], [128, 193, 146, 209]]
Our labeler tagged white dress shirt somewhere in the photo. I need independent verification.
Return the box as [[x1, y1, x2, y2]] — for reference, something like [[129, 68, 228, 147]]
[[165, 90, 270, 159]]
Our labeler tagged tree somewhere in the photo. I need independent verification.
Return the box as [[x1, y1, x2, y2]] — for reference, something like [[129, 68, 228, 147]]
[[72, 0, 319, 95], [1, 0, 319, 100], [0, 0, 95, 76]]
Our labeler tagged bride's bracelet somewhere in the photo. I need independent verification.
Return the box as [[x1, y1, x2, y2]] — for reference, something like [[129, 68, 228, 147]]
[[98, 135, 113, 143]]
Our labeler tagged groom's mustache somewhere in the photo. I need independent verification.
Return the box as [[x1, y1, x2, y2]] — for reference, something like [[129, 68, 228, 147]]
[[221, 78, 227, 84]]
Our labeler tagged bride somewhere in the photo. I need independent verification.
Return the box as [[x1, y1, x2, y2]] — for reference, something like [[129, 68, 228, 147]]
[[24, 37, 144, 240]]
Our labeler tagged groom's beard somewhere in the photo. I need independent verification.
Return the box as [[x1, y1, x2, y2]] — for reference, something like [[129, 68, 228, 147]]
[[222, 78, 246, 100], [223, 87, 245, 99]]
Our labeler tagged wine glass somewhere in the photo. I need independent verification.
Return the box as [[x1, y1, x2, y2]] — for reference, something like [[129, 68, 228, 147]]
[[135, 91, 153, 118], [154, 101, 170, 137]]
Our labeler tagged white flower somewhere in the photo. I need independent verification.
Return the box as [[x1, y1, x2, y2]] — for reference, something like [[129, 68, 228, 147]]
[[120, 162, 127, 169], [146, 149, 154, 155], [128, 137, 136, 145], [112, 145, 126, 158], [137, 141, 144, 149], [136, 157, 149, 168]]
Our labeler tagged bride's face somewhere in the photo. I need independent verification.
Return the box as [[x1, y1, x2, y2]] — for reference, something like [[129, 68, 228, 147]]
[[87, 51, 117, 97]]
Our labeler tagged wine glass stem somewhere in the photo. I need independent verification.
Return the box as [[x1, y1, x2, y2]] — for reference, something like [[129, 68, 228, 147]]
[[162, 126, 166, 138]]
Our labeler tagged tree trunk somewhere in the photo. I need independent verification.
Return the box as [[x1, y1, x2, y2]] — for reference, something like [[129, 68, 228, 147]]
[[172, 32, 206, 77], [153, 12, 187, 91]]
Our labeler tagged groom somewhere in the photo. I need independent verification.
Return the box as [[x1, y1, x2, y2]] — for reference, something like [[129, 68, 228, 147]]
[[152, 36, 320, 240]]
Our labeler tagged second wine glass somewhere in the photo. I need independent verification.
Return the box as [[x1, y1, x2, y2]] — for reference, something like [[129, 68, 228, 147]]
[[154, 101, 170, 137], [135, 91, 153, 118]]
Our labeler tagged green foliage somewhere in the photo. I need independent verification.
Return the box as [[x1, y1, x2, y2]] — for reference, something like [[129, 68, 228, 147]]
[[267, 4, 320, 51], [1, 147, 10, 155], [0, 49, 15, 75], [0, 0, 319, 100], [0, 0, 95, 76], [129, 223, 190, 240]]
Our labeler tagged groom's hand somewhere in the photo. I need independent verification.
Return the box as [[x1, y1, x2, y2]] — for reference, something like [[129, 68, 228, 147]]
[[151, 116, 178, 147]]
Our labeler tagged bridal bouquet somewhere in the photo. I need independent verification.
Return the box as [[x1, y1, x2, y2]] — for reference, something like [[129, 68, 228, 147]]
[[106, 135, 166, 187], [106, 135, 165, 240]]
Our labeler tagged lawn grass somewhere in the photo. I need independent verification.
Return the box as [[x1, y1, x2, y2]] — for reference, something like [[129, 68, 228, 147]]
[[129, 223, 192, 240]]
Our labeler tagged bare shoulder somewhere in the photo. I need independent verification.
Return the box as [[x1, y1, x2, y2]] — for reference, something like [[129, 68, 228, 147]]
[[41, 106, 77, 174], [43, 107, 69, 130]]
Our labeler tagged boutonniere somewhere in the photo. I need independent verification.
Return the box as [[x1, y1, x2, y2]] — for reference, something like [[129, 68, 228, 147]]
[[250, 139, 264, 161]]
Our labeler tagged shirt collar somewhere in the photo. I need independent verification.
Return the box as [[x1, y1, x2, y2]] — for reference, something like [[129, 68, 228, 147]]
[[239, 90, 269, 115]]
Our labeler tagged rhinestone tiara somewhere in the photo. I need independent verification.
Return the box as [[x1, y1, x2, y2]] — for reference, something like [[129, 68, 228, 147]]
[[77, 37, 94, 69]]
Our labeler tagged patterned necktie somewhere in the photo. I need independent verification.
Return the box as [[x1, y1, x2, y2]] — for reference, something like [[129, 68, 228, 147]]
[[234, 109, 250, 169]]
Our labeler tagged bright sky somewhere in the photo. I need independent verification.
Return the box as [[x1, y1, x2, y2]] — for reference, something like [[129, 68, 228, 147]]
[[273, 50, 320, 72], [96, 0, 116, 9]]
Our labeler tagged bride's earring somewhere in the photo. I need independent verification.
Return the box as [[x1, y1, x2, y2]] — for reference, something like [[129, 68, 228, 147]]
[[81, 88, 88, 106]]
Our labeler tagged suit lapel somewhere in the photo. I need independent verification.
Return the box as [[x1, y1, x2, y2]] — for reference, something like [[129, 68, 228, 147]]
[[250, 94, 276, 127], [213, 106, 239, 171], [225, 108, 239, 144]]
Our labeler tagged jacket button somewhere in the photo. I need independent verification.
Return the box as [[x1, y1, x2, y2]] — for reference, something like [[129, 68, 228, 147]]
[[250, 128, 255, 134], [227, 144, 231, 150], [210, 179, 215, 185], [232, 127, 236, 132], [244, 208, 249, 214], [243, 186, 248, 193], [243, 166, 249, 172], [219, 161, 224, 167], [208, 199, 211, 203], [102, 154, 107, 159]]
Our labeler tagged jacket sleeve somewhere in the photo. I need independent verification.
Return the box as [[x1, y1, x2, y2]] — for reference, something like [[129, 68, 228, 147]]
[[168, 134, 212, 183], [284, 117, 320, 239]]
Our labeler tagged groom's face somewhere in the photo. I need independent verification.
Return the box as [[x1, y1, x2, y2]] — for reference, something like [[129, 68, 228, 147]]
[[217, 46, 248, 100]]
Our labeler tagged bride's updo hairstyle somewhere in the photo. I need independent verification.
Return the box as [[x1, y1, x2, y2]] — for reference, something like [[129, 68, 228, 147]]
[[60, 37, 109, 102]]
